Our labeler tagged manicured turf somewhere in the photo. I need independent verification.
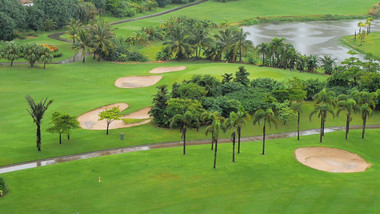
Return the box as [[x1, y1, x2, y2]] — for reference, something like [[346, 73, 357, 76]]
[[113, 0, 378, 36], [0, 60, 379, 167], [1, 130, 379, 213], [341, 31, 380, 59]]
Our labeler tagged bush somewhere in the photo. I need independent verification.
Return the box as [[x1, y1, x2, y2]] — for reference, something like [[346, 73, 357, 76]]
[[53, 52, 63, 58], [0, 177, 8, 197]]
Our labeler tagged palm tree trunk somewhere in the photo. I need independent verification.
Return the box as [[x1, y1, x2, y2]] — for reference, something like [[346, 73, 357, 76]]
[[36, 124, 41, 151], [232, 132, 236, 162], [345, 114, 350, 140], [44, 63, 46, 69], [262, 52, 265, 65], [67, 132, 70, 140], [237, 127, 241, 154], [211, 131, 214, 150], [83, 56, 86, 63], [320, 117, 323, 143], [213, 139, 218, 168], [183, 128, 186, 155], [59, 133, 62, 144], [297, 111, 300, 140], [11, 60, 14, 67], [262, 124, 266, 155], [362, 116, 367, 139]]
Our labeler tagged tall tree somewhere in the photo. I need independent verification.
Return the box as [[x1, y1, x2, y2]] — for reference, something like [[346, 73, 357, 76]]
[[170, 111, 200, 155], [257, 42, 268, 66], [252, 108, 277, 155], [352, 91, 377, 139], [206, 119, 224, 168], [163, 23, 192, 60], [72, 29, 93, 63], [67, 19, 82, 43], [149, 85, 170, 127], [234, 28, 252, 62], [189, 23, 213, 59], [313, 89, 336, 139], [39, 47, 53, 69], [89, 19, 115, 61], [337, 94, 357, 140], [26, 95, 54, 151], [98, 106, 121, 135], [215, 27, 237, 62], [310, 104, 335, 143], [201, 111, 224, 150]]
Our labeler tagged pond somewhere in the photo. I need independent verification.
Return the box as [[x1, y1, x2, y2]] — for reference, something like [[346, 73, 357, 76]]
[[243, 19, 380, 63]]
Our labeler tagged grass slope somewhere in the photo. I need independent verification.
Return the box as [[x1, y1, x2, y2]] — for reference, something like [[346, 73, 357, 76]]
[[341, 31, 380, 60], [113, 0, 378, 36], [0, 60, 379, 166], [1, 130, 379, 213]]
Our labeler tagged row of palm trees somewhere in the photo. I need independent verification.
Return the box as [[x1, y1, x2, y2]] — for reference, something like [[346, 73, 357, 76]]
[[310, 89, 378, 143], [257, 38, 336, 73], [67, 19, 115, 62], [170, 89, 378, 168], [163, 25, 253, 62]]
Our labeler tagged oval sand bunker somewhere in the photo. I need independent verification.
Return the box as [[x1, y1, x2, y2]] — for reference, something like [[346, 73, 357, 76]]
[[115, 76, 162, 88], [78, 104, 151, 130], [149, 66, 186, 74], [295, 147, 371, 173]]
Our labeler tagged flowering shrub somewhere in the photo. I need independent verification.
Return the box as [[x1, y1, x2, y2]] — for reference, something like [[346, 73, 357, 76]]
[[40, 44, 58, 52]]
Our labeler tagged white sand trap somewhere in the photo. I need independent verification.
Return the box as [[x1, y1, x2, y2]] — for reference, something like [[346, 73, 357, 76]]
[[149, 66, 186, 74], [78, 104, 151, 130], [115, 76, 162, 88], [295, 147, 371, 173]]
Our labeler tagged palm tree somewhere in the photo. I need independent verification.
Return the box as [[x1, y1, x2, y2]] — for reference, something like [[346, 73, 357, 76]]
[[215, 27, 238, 61], [26, 95, 54, 151], [358, 104, 373, 139], [337, 95, 357, 140], [225, 106, 250, 161], [352, 91, 377, 139], [1, 41, 20, 66], [39, 47, 53, 69], [89, 19, 115, 61], [201, 111, 224, 150], [206, 119, 224, 168], [310, 104, 335, 143], [163, 23, 192, 60], [357, 21, 365, 33], [366, 17, 374, 34], [67, 19, 82, 43], [359, 30, 366, 46], [257, 42, 268, 66], [252, 108, 277, 155], [170, 111, 200, 155], [234, 28, 252, 62], [320, 55, 336, 75], [72, 29, 93, 63], [291, 102, 303, 140], [189, 24, 213, 59], [306, 55, 318, 72], [269, 37, 285, 67], [314, 89, 336, 138]]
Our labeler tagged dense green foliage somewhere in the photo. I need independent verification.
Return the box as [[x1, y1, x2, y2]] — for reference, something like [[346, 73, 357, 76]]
[[0, 177, 8, 198]]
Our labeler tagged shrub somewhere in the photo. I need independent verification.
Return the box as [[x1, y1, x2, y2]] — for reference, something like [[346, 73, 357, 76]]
[[53, 52, 63, 58], [0, 177, 8, 197]]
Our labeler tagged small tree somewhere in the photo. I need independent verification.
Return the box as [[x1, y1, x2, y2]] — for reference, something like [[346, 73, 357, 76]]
[[1, 41, 20, 66], [170, 111, 200, 155], [234, 66, 250, 86], [23, 43, 42, 67], [26, 95, 54, 151], [253, 108, 277, 155], [47, 112, 79, 144], [39, 47, 53, 69], [98, 106, 121, 135]]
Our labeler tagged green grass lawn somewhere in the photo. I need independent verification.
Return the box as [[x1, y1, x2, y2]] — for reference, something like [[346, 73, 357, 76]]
[[0, 60, 379, 167], [113, 0, 378, 36], [1, 129, 379, 213], [341, 31, 380, 60]]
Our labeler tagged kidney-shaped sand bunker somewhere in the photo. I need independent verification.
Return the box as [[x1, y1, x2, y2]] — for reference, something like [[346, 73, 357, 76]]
[[295, 147, 371, 173], [115, 76, 163, 88]]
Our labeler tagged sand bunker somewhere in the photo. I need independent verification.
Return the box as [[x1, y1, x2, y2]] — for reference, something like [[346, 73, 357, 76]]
[[295, 147, 371, 173], [115, 76, 162, 88], [149, 66, 186, 74], [78, 104, 151, 130]]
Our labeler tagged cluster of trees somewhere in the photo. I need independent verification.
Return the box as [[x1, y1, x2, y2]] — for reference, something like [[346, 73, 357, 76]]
[[257, 38, 338, 74], [0, 0, 198, 41], [25, 95, 79, 151], [67, 18, 148, 62], [149, 64, 379, 168], [354, 18, 374, 45], [0, 42, 57, 68]]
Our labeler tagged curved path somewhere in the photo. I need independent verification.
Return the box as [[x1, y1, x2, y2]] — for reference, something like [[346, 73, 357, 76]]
[[0, 125, 379, 174]]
